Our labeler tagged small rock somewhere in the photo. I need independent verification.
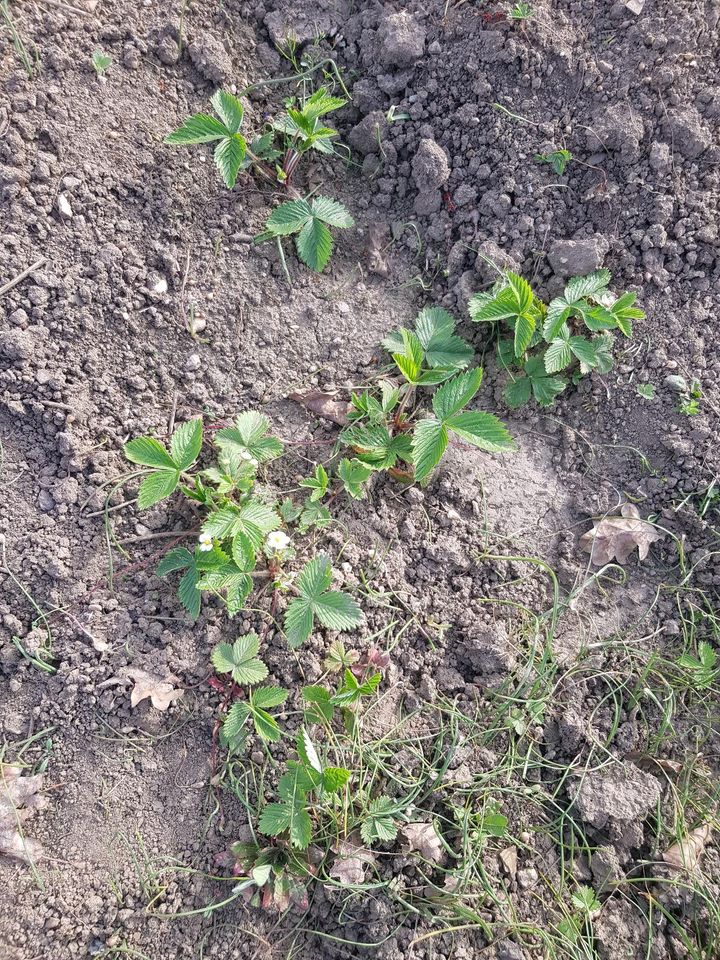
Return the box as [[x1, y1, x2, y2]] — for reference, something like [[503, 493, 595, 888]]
[[348, 111, 388, 156], [152, 276, 169, 294], [625, 0, 644, 13], [517, 867, 539, 888], [548, 236, 609, 278], [664, 375, 688, 392], [156, 35, 180, 65], [378, 12, 425, 68], [57, 193, 73, 218], [412, 138, 450, 191], [184, 353, 201, 372]]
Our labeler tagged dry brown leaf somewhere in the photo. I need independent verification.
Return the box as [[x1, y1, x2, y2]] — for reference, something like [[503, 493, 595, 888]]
[[124, 668, 183, 711], [499, 845, 518, 878], [663, 825, 711, 873], [0, 765, 48, 863], [579, 504, 664, 566], [289, 389, 351, 426], [328, 836, 376, 885], [627, 753, 683, 777], [401, 822, 446, 864]]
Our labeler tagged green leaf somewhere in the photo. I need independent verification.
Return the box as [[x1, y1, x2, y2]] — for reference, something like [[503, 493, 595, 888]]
[[313, 591, 363, 632], [178, 566, 202, 620], [323, 767, 351, 792], [568, 336, 598, 368], [543, 298, 573, 342], [210, 90, 244, 134], [302, 88, 346, 120], [214, 411, 284, 463], [393, 329, 424, 384], [564, 269, 611, 303], [297, 554, 333, 599], [582, 305, 617, 332], [338, 458, 373, 499], [361, 797, 398, 845], [506, 272, 533, 314], [124, 436, 177, 469], [298, 501, 331, 533], [468, 288, 520, 323], [202, 501, 280, 548], [285, 598, 315, 649], [251, 686, 289, 709], [299, 463, 329, 501], [637, 383, 655, 400], [165, 113, 228, 145], [503, 375, 532, 408], [593, 333, 614, 374], [296, 218, 333, 272], [412, 418, 448, 483], [513, 312, 536, 357], [212, 632, 268, 686], [432, 368, 484, 421], [302, 685, 334, 723], [414, 307, 473, 370], [214, 134, 247, 189], [156, 547, 193, 576], [297, 727, 322, 773], [544, 337, 573, 373], [532, 373, 567, 406], [223, 701, 250, 741], [266, 199, 313, 235], [170, 419, 203, 471], [446, 411, 515, 451], [231, 530, 256, 570], [137, 469, 180, 509], [311, 196, 354, 228]]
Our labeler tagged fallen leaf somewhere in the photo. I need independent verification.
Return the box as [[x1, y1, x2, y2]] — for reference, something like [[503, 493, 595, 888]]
[[627, 753, 683, 777], [0, 765, 48, 863], [290, 389, 351, 426], [328, 835, 376, 885], [401, 821, 446, 864], [579, 504, 664, 565], [124, 667, 183, 711], [499, 845, 518, 877], [663, 825, 711, 872]]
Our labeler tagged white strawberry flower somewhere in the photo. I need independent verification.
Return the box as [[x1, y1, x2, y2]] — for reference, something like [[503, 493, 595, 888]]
[[198, 531, 213, 552], [266, 530, 291, 552]]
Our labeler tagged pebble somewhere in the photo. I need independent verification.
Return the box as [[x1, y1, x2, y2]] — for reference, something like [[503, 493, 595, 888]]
[[184, 353, 201, 372], [57, 193, 73, 218]]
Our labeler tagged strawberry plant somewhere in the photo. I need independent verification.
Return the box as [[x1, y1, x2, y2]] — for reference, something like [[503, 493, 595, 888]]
[[166, 90, 249, 188], [254, 196, 354, 272], [469, 269, 644, 408], [271, 86, 346, 182], [535, 148, 572, 175]]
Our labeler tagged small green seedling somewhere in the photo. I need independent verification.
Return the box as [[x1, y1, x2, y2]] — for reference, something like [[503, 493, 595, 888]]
[[255, 196, 354, 272], [166, 90, 248, 188], [676, 642, 718, 690], [469, 269, 644, 408], [510, 1, 534, 18], [272, 87, 346, 182], [637, 383, 655, 400], [678, 378, 702, 416], [92, 49, 112, 77], [536, 149, 572, 175], [223, 685, 289, 747]]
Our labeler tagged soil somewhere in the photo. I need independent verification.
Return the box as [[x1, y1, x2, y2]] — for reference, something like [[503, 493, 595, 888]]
[[1, 1, 719, 959]]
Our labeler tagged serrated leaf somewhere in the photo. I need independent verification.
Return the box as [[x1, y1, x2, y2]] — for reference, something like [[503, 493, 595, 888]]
[[266, 199, 312, 235], [564, 269, 611, 303], [231, 530, 256, 570], [165, 113, 228, 145], [298, 555, 333, 600], [285, 598, 315, 649], [531, 373, 567, 406], [311, 196, 354, 228], [302, 88, 346, 120], [212, 633, 268, 686], [210, 90, 244, 134], [446, 411, 515, 451], [251, 686, 289, 709], [513, 312, 536, 357], [299, 463, 329, 501], [137, 469, 180, 509], [468, 288, 520, 323], [214, 134, 247, 189], [323, 767, 351, 792], [178, 566, 202, 620], [156, 547, 193, 576], [506, 272, 533, 314], [544, 338, 573, 373], [223, 701, 250, 740], [415, 307, 474, 370], [543, 298, 573, 342], [432, 368, 483, 421], [296, 217, 333, 272], [504, 375, 532, 408], [297, 727, 322, 773], [302, 685, 334, 723], [412, 418, 448, 483], [568, 336, 598, 367], [338, 458, 373, 499], [170, 419, 203, 471], [214, 411, 284, 463], [124, 436, 177, 469], [314, 591, 363, 632]]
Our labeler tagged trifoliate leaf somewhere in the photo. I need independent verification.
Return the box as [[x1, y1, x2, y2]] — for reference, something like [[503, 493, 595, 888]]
[[170, 419, 203, 471], [157, 547, 194, 576], [297, 554, 333, 599], [214, 411, 284, 462], [299, 463, 329, 501], [411, 418, 448, 483], [211, 633, 268, 686], [361, 797, 398, 845], [266, 199, 313, 235], [210, 90, 244, 134], [296, 217, 333, 272], [338, 458, 373, 499], [124, 436, 177, 470], [137, 469, 180, 509], [165, 114, 228, 145], [285, 555, 363, 648], [415, 306, 473, 369], [505, 272, 533, 314]]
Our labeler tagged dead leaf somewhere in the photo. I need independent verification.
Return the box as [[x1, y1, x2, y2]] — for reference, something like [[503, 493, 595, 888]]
[[328, 835, 376, 885], [499, 845, 518, 878], [289, 389, 351, 426], [579, 504, 664, 565], [0, 765, 48, 863], [627, 753, 683, 777], [401, 822, 446, 864], [124, 668, 183, 711], [663, 825, 711, 873]]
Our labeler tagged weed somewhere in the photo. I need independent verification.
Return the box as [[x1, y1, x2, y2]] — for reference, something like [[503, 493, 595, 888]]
[[536, 148, 573, 175], [470, 269, 644, 407], [91, 48, 112, 77], [510, 2, 534, 19], [0, 1, 34, 77], [271, 87, 346, 182], [637, 383, 655, 400], [678, 377, 702, 416]]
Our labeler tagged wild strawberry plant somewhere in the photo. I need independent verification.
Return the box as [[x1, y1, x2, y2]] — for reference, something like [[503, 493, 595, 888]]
[[469, 269, 644, 408], [254, 196, 354, 273]]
